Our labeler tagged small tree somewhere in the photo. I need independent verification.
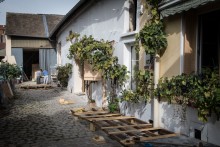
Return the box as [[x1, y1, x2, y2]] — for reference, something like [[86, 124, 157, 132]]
[[0, 62, 21, 81], [56, 63, 72, 87]]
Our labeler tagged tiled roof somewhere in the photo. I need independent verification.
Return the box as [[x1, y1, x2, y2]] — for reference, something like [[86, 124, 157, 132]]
[[5, 12, 64, 38]]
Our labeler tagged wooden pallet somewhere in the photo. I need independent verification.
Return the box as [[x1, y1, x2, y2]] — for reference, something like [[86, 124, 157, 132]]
[[71, 109, 177, 146]]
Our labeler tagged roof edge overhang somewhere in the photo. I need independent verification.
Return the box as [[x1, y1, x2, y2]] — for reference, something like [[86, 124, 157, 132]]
[[159, 0, 182, 11], [49, 0, 88, 39], [6, 34, 49, 39], [159, 0, 217, 18]]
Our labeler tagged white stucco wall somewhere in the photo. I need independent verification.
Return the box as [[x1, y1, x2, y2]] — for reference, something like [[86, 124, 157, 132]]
[[57, 0, 152, 116], [57, 0, 128, 101], [159, 102, 220, 146], [56, 1, 220, 145], [120, 101, 152, 122]]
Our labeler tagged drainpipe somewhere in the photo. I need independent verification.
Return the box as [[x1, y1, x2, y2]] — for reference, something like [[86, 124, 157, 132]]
[[153, 54, 160, 127], [180, 14, 184, 74]]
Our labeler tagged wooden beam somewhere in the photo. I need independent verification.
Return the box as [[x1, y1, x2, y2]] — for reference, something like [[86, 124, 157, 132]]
[[108, 127, 162, 135], [73, 111, 109, 116], [89, 116, 135, 121], [141, 131, 158, 137], [81, 113, 121, 118], [104, 120, 137, 137], [138, 133, 177, 141], [101, 124, 152, 130], [89, 123, 96, 131]]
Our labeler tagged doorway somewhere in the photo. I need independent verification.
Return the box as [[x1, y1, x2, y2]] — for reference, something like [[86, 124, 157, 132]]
[[23, 49, 39, 80]]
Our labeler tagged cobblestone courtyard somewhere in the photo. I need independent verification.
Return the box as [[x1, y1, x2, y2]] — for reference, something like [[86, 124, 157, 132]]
[[0, 85, 122, 147]]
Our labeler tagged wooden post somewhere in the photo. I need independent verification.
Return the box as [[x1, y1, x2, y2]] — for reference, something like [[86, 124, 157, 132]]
[[89, 123, 96, 131], [82, 62, 85, 92], [102, 79, 107, 107], [130, 119, 134, 124]]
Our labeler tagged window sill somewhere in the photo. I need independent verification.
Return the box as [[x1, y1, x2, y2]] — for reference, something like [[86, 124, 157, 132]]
[[121, 31, 138, 38]]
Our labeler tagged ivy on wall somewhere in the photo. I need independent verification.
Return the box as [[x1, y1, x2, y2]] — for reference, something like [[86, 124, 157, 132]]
[[122, 0, 167, 103], [155, 69, 220, 122], [122, 0, 220, 123], [135, 0, 167, 55], [121, 69, 153, 103], [68, 34, 128, 110]]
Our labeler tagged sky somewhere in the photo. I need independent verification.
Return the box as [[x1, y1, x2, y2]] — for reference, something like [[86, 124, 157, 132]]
[[0, 0, 80, 25]]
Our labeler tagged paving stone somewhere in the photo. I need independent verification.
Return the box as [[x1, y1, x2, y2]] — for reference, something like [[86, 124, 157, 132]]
[[0, 84, 122, 147]]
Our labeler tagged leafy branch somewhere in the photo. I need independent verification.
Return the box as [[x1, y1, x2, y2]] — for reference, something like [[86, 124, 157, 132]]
[[68, 34, 128, 106], [135, 0, 167, 55], [56, 63, 72, 87], [155, 68, 220, 122], [0, 61, 21, 81]]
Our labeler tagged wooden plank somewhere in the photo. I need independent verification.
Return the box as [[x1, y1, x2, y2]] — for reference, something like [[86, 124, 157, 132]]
[[89, 123, 96, 131], [108, 127, 162, 135], [133, 118, 151, 124], [104, 120, 137, 137], [141, 131, 158, 137], [81, 113, 121, 118], [101, 124, 152, 130], [119, 118, 134, 125], [119, 119, 155, 134], [89, 116, 135, 121], [73, 111, 109, 116], [138, 133, 177, 141]]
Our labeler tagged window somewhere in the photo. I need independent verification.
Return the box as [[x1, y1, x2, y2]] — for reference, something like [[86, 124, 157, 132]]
[[129, 0, 137, 32], [194, 129, 201, 140], [131, 46, 139, 90], [57, 42, 61, 65], [198, 10, 220, 73]]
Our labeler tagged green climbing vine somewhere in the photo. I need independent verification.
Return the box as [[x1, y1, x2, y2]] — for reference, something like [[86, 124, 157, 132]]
[[57, 63, 72, 87], [68, 34, 128, 108], [135, 0, 167, 55], [155, 68, 220, 122], [121, 0, 167, 103], [121, 69, 154, 103]]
